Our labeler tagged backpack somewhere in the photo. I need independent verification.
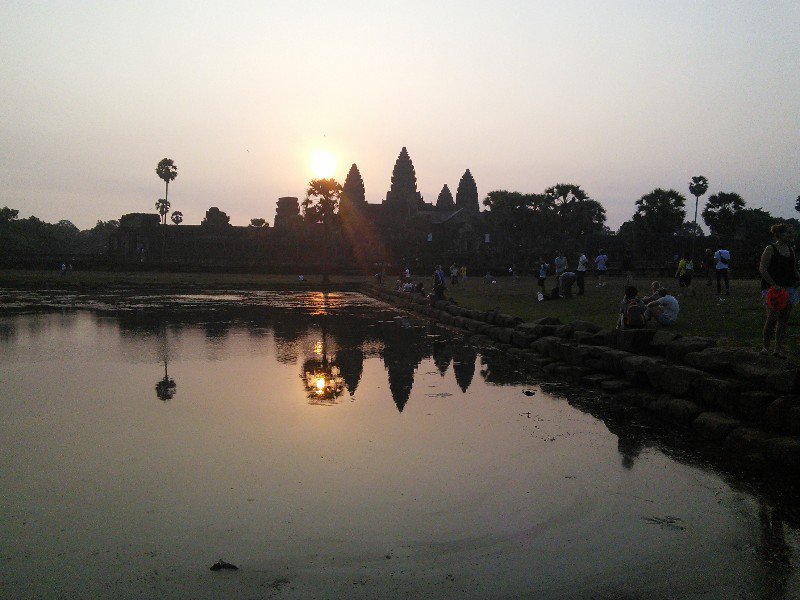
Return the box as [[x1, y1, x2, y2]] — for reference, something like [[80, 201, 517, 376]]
[[624, 300, 647, 328]]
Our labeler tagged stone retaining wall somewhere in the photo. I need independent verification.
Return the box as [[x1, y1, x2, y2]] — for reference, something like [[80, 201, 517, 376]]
[[364, 285, 800, 472]]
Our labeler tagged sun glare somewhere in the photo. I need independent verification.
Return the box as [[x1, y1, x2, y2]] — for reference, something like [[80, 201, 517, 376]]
[[310, 150, 336, 178]]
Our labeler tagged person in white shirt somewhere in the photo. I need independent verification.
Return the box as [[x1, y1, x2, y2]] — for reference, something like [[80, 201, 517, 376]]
[[645, 288, 680, 326], [594, 250, 608, 286], [576, 252, 588, 295], [713, 244, 731, 297]]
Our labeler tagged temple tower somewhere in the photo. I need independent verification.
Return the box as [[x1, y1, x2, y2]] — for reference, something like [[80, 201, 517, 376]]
[[340, 164, 366, 215], [274, 196, 300, 229], [436, 184, 455, 210], [455, 169, 479, 212], [384, 147, 423, 215]]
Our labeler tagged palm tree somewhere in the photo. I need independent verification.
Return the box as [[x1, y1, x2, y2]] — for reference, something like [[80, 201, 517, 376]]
[[688, 176, 709, 258], [303, 178, 342, 284], [170, 211, 183, 225], [155, 158, 178, 223], [155, 198, 171, 224]]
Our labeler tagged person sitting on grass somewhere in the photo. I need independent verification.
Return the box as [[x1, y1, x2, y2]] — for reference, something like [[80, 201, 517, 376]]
[[645, 287, 679, 326], [641, 281, 662, 304], [618, 285, 647, 329]]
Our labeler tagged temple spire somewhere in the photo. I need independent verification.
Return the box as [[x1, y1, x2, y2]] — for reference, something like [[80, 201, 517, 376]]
[[384, 147, 423, 215], [455, 169, 479, 212], [436, 184, 455, 210], [342, 164, 366, 206]]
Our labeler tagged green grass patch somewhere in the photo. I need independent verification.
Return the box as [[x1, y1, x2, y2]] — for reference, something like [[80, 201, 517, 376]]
[[445, 274, 797, 361]]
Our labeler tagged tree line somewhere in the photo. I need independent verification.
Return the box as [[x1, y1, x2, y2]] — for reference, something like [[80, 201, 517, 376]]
[[482, 180, 800, 273]]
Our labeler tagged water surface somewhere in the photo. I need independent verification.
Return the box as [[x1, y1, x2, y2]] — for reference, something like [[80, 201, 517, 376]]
[[2, 291, 800, 598]]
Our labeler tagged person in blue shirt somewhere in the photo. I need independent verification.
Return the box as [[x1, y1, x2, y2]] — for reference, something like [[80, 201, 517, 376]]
[[594, 250, 608, 286]]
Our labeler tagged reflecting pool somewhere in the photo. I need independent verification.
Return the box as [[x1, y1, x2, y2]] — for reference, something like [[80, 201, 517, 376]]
[[2, 291, 800, 599]]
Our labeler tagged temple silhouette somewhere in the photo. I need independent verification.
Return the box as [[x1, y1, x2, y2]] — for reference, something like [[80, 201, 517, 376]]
[[109, 147, 488, 272]]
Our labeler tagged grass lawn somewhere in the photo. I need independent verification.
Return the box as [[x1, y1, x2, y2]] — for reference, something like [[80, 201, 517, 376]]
[[445, 274, 798, 362]]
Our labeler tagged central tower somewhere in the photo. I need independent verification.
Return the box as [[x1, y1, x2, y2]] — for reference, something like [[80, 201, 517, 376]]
[[383, 147, 423, 216]]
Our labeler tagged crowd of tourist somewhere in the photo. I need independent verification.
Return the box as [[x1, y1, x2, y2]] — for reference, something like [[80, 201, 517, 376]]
[[387, 223, 797, 359]]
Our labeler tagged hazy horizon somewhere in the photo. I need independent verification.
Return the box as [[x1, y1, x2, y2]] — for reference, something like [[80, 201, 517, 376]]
[[2, 1, 798, 231]]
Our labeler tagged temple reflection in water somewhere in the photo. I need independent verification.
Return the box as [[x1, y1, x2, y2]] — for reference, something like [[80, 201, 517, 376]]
[[109, 294, 500, 411]]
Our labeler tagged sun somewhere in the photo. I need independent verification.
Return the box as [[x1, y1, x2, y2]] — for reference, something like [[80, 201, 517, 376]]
[[310, 150, 336, 178]]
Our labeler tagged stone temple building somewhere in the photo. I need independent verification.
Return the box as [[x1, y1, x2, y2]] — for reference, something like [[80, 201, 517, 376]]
[[109, 147, 488, 273]]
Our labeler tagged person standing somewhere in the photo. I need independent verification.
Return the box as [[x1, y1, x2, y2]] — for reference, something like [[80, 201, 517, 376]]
[[433, 265, 446, 299], [621, 249, 634, 285], [759, 223, 800, 358], [675, 252, 695, 296], [450, 263, 459, 285], [594, 249, 608, 286], [703, 248, 714, 286], [554, 252, 567, 279], [713, 243, 731, 298], [576, 251, 588, 295], [536, 257, 548, 300]]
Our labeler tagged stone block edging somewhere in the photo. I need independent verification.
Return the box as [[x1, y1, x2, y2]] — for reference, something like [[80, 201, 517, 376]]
[[362, 285, 800, 471]]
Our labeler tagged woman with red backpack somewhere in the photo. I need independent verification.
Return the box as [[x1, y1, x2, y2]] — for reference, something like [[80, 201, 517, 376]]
[[759, 223, 800, 359]]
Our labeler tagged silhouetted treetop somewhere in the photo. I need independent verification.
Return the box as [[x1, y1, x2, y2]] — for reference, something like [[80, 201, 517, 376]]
[[702, 191, 746, 240], [689, 176, 709, 199]]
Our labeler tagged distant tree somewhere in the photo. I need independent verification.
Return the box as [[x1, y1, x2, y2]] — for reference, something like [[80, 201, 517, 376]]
[[249, 218, 267, 227], [702, 191, 746, 241], [155, 198, 171, 224], [201, 207, 231, 228], [482, 190, 535, 264], [795, 195, 800, 214], [56, 220, 79, 232], [678, 221, 704, 237], [543, 183, 605, 248], [155, 158, 178, 224], [0, 206, 19, 223], [632, 188, 686, 262], [688, 176, 708, 256], [303, 178, 342, 283], [170, 211, 183, 225], [80, 220, 119, 254]]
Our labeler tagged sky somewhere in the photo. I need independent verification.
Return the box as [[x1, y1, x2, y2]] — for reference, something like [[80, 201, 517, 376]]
[[1, 1, 798, 231]]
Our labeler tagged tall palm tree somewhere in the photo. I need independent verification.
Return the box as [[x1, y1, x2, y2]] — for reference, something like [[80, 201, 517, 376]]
[[155, 158, 178, 224], [303, 178, 342, 284], [689, 175, 708, 257]]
